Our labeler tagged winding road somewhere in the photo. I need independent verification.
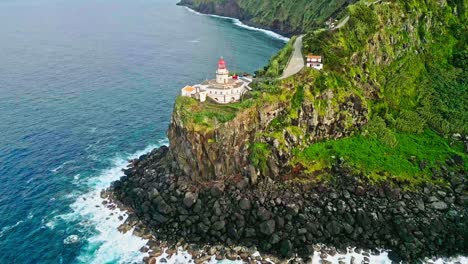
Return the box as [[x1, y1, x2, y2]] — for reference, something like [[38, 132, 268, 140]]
[[279, 35, 305, 79], [278, 15, 350, 80]]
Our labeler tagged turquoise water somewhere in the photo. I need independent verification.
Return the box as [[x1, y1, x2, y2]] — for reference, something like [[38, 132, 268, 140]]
[[0, 0, 284, 262]]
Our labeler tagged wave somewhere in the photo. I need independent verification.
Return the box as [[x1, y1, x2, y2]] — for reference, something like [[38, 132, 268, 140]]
[[155, 247, 467, 264], [184, 7, 290, 42], [57, 141, 166, 263], [0, 220, 24, 238], [73, 146, 157, 263], [51, 160, 75, 173]]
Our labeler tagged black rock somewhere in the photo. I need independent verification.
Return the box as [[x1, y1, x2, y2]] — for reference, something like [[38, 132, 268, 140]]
[[279, 239, 293, 258], [259, 220, 276, 235], [183, 192, 197, 209], [257, 207, 271, 221], [227, 226, 239, 240], [212, 220, 225, 231], [286, 203, 299, 215], [431, 201, 448, 210], [210, 185, 223, 197], [297, 228, 307, 235], [244, 227, 256, 237], [239, 199, 251, 210], [355, 186, 366, 196], [156, 200, 172, 215]]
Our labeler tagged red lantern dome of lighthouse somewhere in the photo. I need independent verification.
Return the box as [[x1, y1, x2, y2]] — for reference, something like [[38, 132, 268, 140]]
[[218, 56, 226, 70]]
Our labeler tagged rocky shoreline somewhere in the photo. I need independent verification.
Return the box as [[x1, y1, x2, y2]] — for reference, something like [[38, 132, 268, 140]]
[[176, 1, 296, 37], [107, 146, 467, 263]]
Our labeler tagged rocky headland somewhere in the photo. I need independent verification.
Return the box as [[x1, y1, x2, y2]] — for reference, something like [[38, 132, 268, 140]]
[[105, 0, 468, 262]]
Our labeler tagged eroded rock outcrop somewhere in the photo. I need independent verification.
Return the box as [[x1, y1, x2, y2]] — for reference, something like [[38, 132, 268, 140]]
[[168, 102, 285, 182]]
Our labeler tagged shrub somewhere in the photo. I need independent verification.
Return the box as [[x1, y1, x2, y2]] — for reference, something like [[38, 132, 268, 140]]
[[396, 110, 426, 133]]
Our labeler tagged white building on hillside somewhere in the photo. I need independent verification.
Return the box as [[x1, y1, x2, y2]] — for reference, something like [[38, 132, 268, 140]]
[[306, 54, 323, 70], [181, 57, 252, 104]]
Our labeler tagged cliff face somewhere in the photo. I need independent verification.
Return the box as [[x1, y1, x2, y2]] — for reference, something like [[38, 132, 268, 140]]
[[168, 101, 285, 183], [178, 0, 357, 36], [263, 90, 368, 177], [170, 0, 466, 184], [168, 86, 368, 183]]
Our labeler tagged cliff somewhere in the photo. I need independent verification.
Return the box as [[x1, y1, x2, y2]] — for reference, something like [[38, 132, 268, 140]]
[[168, 97, 285, 183], [169, 0, 467, 186], [109, 0, 468, 262], [177, 0, 357, 36]]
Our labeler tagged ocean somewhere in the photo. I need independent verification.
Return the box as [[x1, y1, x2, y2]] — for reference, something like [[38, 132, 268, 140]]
[[1, 0, 466, 263], [0, 0, 284, 262]]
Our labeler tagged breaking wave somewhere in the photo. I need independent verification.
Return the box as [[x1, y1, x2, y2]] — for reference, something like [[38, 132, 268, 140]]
[[184, 7, 290, 42]]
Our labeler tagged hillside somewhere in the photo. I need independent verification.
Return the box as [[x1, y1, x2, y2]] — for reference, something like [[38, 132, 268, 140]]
[[177, 0, 357, 36], [109, 0, 468, 262], [171, 0, 467, 186]]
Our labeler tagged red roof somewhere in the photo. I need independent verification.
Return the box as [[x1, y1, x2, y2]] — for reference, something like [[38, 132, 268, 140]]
[[218, 57, 226, 69], [307, 54, 322, 59]]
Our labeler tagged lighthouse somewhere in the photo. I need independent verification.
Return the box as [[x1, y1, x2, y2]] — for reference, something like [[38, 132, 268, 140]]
[[216, 56, 229, 84], [180, 57, 253, 104]]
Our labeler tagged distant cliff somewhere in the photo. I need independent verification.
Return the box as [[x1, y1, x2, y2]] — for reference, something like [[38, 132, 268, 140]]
[[177, 0, 357, 36]]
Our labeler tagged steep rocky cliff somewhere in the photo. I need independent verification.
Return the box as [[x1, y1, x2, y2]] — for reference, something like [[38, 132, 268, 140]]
[[168, 99, 285, 183], [177, 0, 357, 36], [168, 73, 369, 183]]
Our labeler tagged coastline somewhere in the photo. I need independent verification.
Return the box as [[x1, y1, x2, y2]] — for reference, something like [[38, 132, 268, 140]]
[[182, 6, 290, 42], [107, 146, 468, 263], [100, 4, 468, 264]]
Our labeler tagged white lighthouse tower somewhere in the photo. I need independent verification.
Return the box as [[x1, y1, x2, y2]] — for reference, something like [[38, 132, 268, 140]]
[[216, 56, 229, 84]]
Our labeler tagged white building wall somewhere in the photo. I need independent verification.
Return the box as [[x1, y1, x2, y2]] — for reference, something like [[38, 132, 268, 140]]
[[216, 69, 229, 84], [199, 91, 207, 102], [205, 86, 245, 104], [306, 62, 323, 70]]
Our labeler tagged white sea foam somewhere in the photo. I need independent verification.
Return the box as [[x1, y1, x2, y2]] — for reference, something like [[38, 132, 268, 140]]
[[184, 7, 290, 42], [72, 173, 81, 185], [51, 160, 75, 173], [59, 141, 167, 263], [45, 220, 56, 230], [63, 234, 80, 244], [0, 220, 24, 238], [158, 248, 467, 264]]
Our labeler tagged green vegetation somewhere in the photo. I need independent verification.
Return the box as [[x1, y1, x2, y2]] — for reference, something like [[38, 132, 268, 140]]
[[256, 36, 296, 77], [174, 96, 254, 131], [294, 129, 466, 186], [176, 0, 467, 187], [180, 0, 355, 35], [249, 143, 271, 175], [302, 0, 468, 134]]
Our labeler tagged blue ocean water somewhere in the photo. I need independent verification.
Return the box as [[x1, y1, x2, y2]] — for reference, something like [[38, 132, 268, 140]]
[[0, 0, 284, 262]]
